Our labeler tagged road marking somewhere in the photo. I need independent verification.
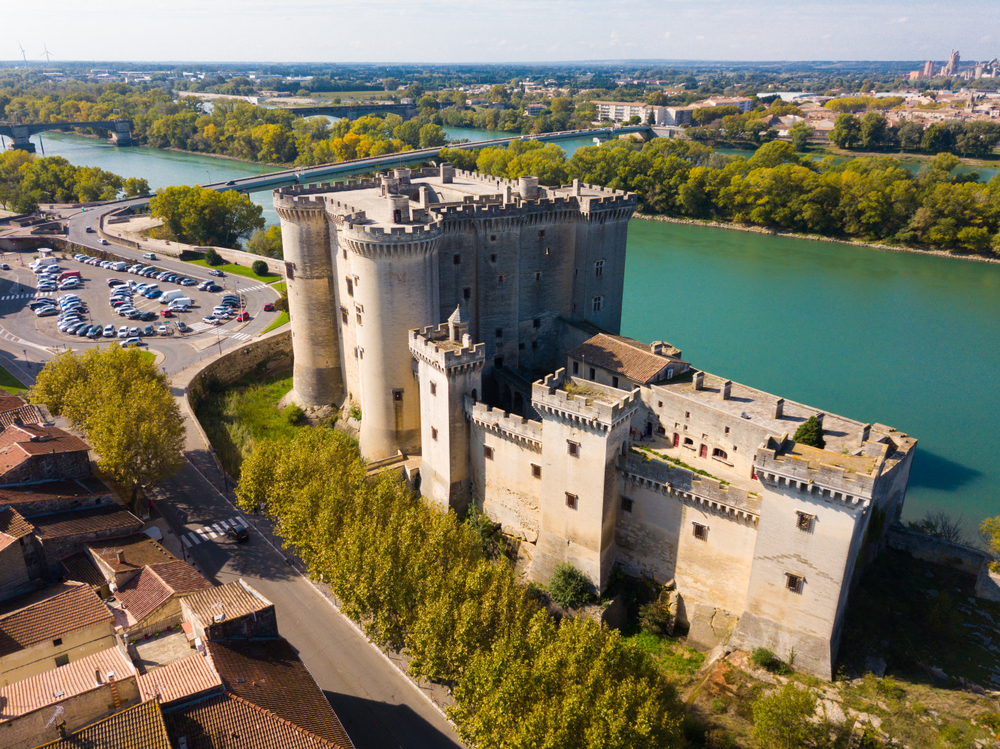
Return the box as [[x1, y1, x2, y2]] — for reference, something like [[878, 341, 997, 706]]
[[229, 517, 242, 526], [217, 520, 230, 530], [186, 533, 201, 546], [230, 333, 251, 341], [181, 535, 192, 548], [211, 522, 224, 534]]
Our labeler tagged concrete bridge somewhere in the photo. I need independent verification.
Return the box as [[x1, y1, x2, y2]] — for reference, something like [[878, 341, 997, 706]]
[[206, 125, 653, 195], [281, 102, 417, 121], [0, 120, 134, 153]]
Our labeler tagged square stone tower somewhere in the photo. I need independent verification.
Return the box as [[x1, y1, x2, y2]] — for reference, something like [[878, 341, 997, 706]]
[[409, 306, 485, 515], [530, 369, 639, 592]]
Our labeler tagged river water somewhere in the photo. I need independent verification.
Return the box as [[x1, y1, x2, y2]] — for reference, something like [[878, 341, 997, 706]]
[[35, 130, 1000, 529]]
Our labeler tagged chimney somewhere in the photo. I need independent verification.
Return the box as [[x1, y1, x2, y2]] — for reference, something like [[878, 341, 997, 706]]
[[115, 550, 125, 563], [108, 674, 121, 709], [439, 163, 454, 184], [418, 185, 430, 209], [861, 423, 871, 443], [692, 371, 704, 390], [773, 398, 784, 419], [721, 381, 732, 400], [573, 178, 581, 196], [519, 176, 539, 200]]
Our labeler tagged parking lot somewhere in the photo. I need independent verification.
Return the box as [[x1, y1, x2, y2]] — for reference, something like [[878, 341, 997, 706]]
[[0, 251, 280, 366]]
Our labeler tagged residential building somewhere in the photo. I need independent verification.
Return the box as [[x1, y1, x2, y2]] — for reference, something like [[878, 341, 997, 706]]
[[0, 424, 91, 486]]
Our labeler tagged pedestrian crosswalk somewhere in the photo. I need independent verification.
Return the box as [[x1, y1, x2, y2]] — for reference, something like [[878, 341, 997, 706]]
[[230, 332, 252, 341], [187, 322, 252, 341], [180, 516, 247, 548], [0, 293, 38, 300], [240, 284, 268, 293], [189, 322, 214, 332]]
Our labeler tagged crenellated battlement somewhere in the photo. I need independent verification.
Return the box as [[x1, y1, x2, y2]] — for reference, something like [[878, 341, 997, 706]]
[[753, 436, 884, 506], [342, 219, 444, 240], [532, 369, 639, 431], [465, 396, 542, 450], [409, 325, 486, 374], [620, 454, 761, 523]]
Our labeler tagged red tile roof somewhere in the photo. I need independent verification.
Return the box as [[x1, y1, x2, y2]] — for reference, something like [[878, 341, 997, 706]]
[[137, 652, 222, 706], [0, 479, 110, 508], [0, 583, 113, 657], [183, 580, 272, 626], [0, 505, 33, 540], [567, 333, 685, 384], [0, 646, 134, 724], [35, 698, 171, 749], [61, 551, 108, 590], [0, 395, 26, 411], [117, 561, 211, 624], [0, 424, 90, 475], [0, 404, 43, 428], [87, 533, 177, 573], [207, 639, 353, 747], [165, 692, 352, 749], [31, 504, 142, 539]]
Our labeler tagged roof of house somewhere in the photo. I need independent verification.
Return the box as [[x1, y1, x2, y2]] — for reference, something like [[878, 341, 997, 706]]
[[164, 692, 352, 749], [183, 580, 272, 626], [30, 504, 142, 540], [34, 698, 171, 749], [0, 582, 112, 657], [0, 404, 43, 428], [87, 533, 178, 573], [137, 652, 223, 706], [117, 561, 212, 624], [207, 639, 353, 747], [0, 424, 90, 475], [0, 505, 34, 540], [0, 395, 27, 413], [61, 551, 108, 590], [0, 478, 111, 509], [0, 646, 134, 724], [567, 333, 685, 385]]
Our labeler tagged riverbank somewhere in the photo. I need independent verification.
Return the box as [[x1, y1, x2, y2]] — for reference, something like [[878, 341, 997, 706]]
[[633, 213, 1000, 265]]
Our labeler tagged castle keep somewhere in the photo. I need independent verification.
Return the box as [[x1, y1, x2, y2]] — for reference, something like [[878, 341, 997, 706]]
[[274, 166, 916, 679]]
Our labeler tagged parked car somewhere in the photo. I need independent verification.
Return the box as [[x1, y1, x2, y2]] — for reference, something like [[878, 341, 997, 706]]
[[35, 307, 58, 317], [175, 321, 189, 332], [29, 300, 55, 310], [103, 324, 116, 337], [88, 326, 103, 339], [0, 263, 9, 270], [206, 284, 222, 293], [142, 325, 155, 336], [160, 309, 173, 318], [179, 278, 196, 286], [139, 311, 158, 322], [118, 326, 128, 339], [158, 324, 169, 336], [123, 337, 146, 348], [202, 315, 219, 325], [107, 278, 125, 287]]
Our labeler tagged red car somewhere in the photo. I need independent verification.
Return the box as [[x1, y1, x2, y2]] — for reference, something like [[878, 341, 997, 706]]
[[236, 311, 250, 322], [160, 309, 173, 317], [263, 302, 274, 312]]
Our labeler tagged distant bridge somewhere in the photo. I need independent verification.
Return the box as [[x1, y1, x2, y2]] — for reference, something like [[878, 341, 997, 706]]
[[281, 102, 417, 121], [203, 125, 653, 195], [0, 120, 134, 153]]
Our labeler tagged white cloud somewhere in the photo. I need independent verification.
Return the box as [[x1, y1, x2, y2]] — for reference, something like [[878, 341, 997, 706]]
[[664, 31, 671, 39]]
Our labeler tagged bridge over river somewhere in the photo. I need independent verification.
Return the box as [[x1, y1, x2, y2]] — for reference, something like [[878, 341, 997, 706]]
[[202, 125, 653, 195], [0, 120, 134, 153]]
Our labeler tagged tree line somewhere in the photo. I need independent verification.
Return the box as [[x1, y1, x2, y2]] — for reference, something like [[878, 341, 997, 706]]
[[441, 138, 1000, 255], [830, 113, 1000, 158], [235, 428, 683, 749], [0, 150, 148, 213]]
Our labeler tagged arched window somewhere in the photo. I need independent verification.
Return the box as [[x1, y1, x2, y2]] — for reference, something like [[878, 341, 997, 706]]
[[712, 448, 728, 460], [683, 437, 694, 447]]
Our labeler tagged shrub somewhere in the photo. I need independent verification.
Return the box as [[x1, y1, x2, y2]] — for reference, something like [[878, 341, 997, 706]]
[[251, 259, 269, 276], [793, 415, 826, 449], [548, 563, 594, 609], [752, 683, 823, 749], [638, 596, 673, 635], [348, 404, 361, 421], [751, 647, 776, 669], [204, 247, 224, 266], [282, 404, 304, 425], [710, 697, 728, 714]]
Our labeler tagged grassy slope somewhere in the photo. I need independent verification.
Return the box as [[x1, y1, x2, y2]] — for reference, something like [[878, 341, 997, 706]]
[[0, 364, 27, 394], [185, 258, 277, 283], [194, 372, 299, 477], [263, 311, 289, 333]]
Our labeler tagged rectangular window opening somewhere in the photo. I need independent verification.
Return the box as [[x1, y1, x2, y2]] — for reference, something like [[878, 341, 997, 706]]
[[392, 389, 403, 402], [572, 361, 579, 375], [786, 573, 804, 593], [595, 259, 604, 277], [796, 512, 814, 532], [567, 440, 579, 457], [453, 253, 461, 265], [430, 381, 437, 396], [483, 445, 494, 460], [346, 277, 353, 297], [692, 523, 707, 541], [463, 287, 471, 300], [621, 496, 634, 513], [431, 427, 438, 441], [341, 306, 348, 324], [531, 463, 541, 478], [565, 492, 578, 509]]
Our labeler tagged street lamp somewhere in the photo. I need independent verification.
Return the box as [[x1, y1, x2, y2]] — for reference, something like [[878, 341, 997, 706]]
[[205, 170, 212, 184]]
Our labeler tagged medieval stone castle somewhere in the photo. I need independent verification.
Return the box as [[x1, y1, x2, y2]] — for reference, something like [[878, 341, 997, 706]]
[[273, 166, 916, 679]]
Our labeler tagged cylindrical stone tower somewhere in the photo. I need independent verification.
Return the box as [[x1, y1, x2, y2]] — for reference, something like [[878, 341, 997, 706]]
[[341, 219, 443, 461], [274, 191, 344, 408]]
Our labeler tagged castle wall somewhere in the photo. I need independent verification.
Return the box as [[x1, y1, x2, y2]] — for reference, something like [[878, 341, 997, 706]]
[[467, 402, 542, 542], [275, 199, 343, 407]]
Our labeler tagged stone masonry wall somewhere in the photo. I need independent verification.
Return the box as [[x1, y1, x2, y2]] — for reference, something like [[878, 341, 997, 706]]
[[188, 329, 292, 403]]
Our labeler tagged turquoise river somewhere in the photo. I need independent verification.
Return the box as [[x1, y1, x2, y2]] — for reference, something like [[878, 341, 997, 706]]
[[34, 129, 1000, 530]]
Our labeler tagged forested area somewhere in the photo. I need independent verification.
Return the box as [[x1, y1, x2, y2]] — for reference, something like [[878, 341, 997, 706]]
[[441, 139, 1000, 254], [0, 150, 148, 212], [236, 428, 683, 749], [149, 185, 265, 249], [828, 113, 1000, 158]]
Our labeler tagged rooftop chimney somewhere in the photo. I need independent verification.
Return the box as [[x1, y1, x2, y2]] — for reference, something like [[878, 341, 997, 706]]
[[115, 550, 125, 563], [693, 371, 704, 390], [721, 381, 732, 400], [439, 163, 454, 184], [773, 398, 784, 419], [519, 176, 539, 200]]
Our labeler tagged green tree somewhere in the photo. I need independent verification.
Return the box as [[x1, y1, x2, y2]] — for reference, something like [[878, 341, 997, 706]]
[[418, 123, 446, 148], [150, 185, 265, 248], [897, 119, 924, 152], [382, 77, 399, 92], [122, 177, 151, 197], [981, 516, 1000, 570], [30, 346, 185, 503], [793, 415, 826, 449], [548, 563, 593, 609], [789, 121, 814, 152], [246, 225, 283, 258], [830, 113, 862, 149], [751, 683, 824, 749], [860, 112, 890, 150], [692, 104, 742, 125], [251, 259, 269, 276]]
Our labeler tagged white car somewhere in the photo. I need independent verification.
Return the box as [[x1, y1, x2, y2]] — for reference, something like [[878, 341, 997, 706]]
[[117, 326, 129, 339], [158, 324, 169, 335]]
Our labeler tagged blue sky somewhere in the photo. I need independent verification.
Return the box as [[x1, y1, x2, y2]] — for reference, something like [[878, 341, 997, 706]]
[[8, 0, 999, 63]]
